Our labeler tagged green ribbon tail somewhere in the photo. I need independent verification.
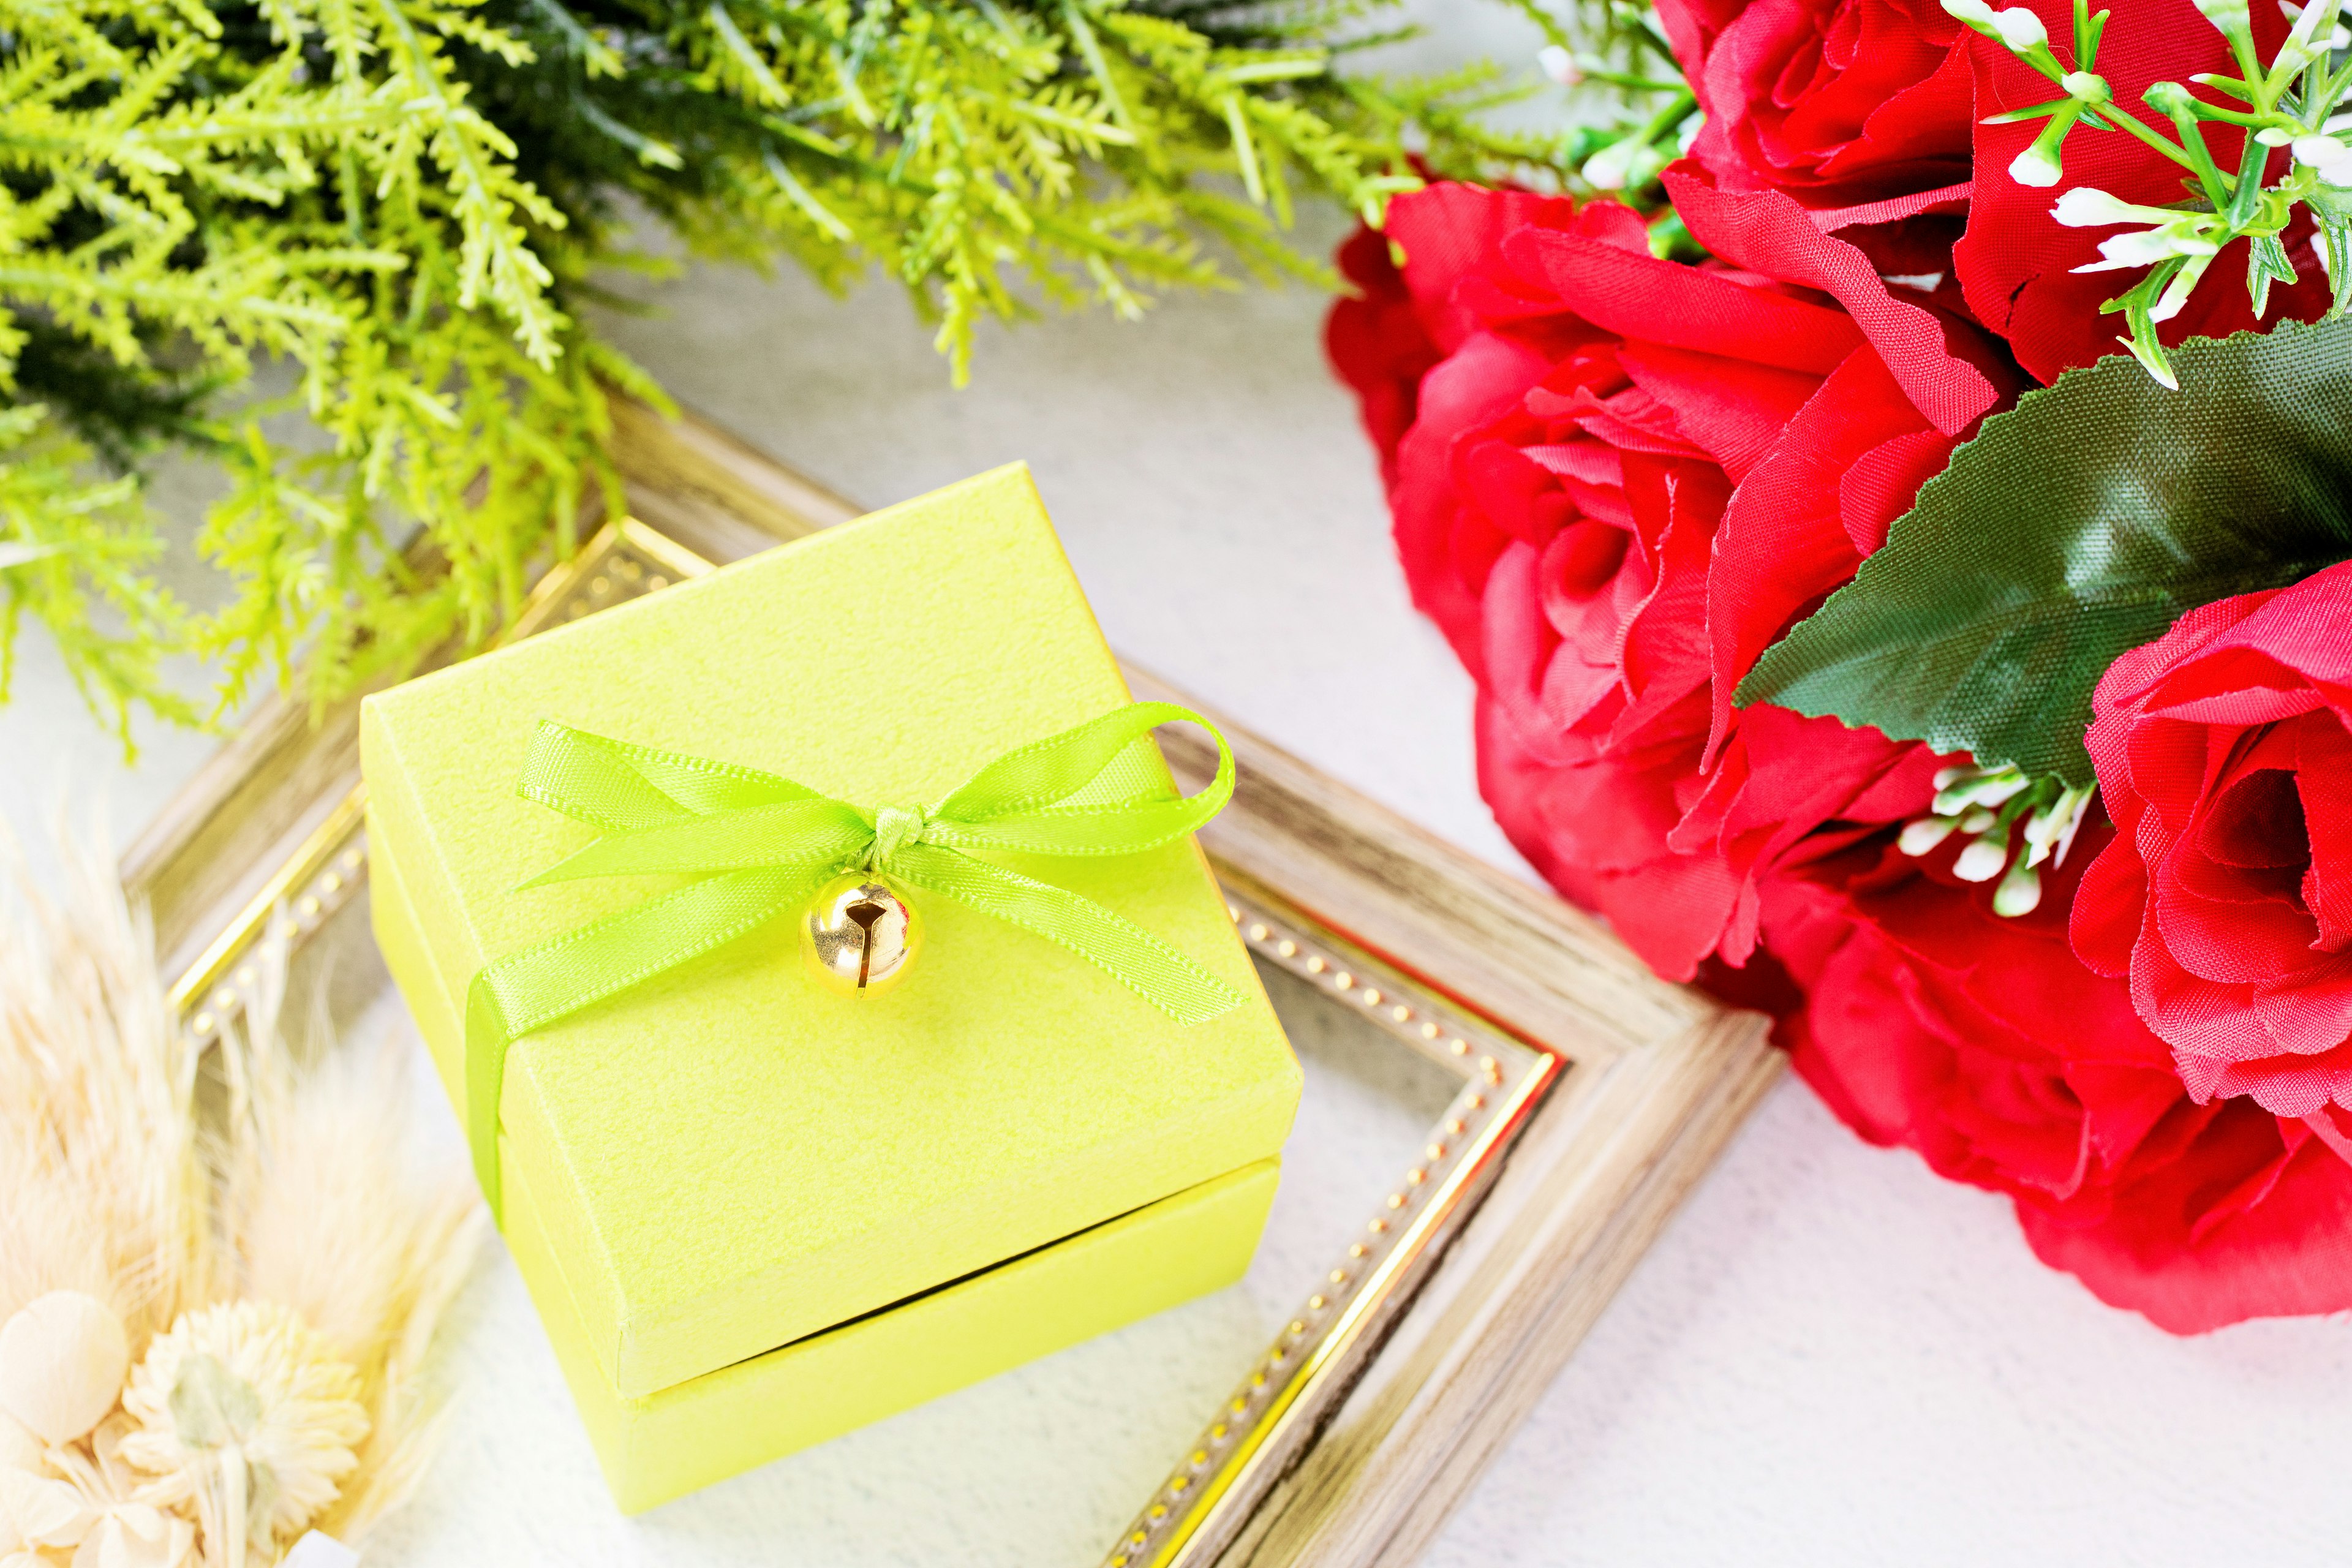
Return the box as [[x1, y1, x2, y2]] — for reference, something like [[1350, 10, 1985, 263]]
[[889, 843, 1245, 1025], [461, 865, 823, 1219]]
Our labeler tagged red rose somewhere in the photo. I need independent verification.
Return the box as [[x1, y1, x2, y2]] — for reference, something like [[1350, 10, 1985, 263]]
[[1326, 179, 2007, 977], [1650, 0, 1981, 336], [2071, 561, 2352, 1123], [1656, 0, 1973, 211], [1954, 0, 2333, 382], [1768, 832, 2352, 1332], [1329, 225, 1444, 490]]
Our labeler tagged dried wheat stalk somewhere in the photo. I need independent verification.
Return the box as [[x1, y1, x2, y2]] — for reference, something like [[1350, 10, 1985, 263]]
[[0, 830, 481, 1567]]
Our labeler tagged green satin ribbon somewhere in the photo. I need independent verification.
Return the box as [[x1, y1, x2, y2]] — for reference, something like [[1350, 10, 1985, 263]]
[[459, 701, 1245, 1219]]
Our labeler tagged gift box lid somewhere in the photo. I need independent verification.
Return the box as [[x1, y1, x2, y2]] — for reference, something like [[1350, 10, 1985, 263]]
[[360, 465, 1300, 1400]]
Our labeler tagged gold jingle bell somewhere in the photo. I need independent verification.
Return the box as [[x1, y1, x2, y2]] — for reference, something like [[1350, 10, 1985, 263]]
[[801, 873, 921, 995]]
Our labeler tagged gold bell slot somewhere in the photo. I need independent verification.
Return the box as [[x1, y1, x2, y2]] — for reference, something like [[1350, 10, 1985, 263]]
[[846, 899, 887, 989]]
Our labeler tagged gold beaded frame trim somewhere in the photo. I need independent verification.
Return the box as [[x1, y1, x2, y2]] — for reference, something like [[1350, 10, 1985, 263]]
[[162, 517, 1564, 1566], [1107, 888, 1556, 1568]]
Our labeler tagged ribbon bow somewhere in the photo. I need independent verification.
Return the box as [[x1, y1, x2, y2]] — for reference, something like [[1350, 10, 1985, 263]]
[[459, 701, 1244, 1218]]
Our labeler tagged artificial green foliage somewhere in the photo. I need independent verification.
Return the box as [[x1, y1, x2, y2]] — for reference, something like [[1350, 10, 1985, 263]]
[[0, 405, 198, 732], [1736, 315, 2352, 785], [0, 0, 1566, 745]]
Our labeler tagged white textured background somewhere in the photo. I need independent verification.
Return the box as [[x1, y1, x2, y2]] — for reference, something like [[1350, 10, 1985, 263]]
[[7, 4, 2352, 1558]]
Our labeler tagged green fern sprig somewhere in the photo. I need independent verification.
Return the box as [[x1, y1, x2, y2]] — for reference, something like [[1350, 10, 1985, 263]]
[[1, 0, 1574, 750], [0, 405, 198, 734]]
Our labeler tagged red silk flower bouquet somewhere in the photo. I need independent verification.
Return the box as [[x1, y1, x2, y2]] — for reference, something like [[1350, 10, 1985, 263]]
[[1328, 0, 2352, 1332]]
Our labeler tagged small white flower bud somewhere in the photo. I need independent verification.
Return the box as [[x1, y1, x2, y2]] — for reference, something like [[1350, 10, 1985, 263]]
[[2295, 135, 2352, 183], [2010, 142, 2064, 187], [1899, 816, 1961, 856], [1954, 833, 2014, 881], [1538, 45, 1583, 86], [1993, 858, 2044, 915], [2052, 186, 2150, 226], [1942, 0, 1998, 24], [1961, 808, 1999, 833], [2096, 228, 2195, 267], [1990, 6, 2049, 48]]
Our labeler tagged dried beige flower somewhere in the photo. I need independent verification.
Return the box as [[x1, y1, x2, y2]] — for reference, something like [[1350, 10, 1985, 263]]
[[2, 830, 479, 1567], [0, 1412, 40, 1472], [0, 1294, 130, 1447], [0, 1414, 195, 1568], [119, 1303, 367, 1567], [1, 1458, 99, 1553], [67, 1502, 196, 1568]]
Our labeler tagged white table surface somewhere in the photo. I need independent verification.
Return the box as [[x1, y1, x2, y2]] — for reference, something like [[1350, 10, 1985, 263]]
[[8, 16, 2352, 1556]]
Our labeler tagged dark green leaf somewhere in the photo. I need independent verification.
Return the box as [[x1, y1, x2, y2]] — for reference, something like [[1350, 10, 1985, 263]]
[[1735, 315, 2352, 786]]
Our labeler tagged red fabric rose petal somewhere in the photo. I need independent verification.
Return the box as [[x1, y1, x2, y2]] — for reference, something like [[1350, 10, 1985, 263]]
[[2078, 561, 2352, 1121], [1659, 0, 1973, 208], [1327, 180, 1992, 979], [1665, 167, 2013, 433]]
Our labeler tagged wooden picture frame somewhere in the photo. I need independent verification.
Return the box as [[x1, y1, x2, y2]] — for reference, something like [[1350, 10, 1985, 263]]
[[121, 402, 1779, 1568]]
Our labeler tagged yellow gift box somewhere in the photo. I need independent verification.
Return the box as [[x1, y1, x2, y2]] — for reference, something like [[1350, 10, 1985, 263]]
[[359, 466, 1302, 1510]]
